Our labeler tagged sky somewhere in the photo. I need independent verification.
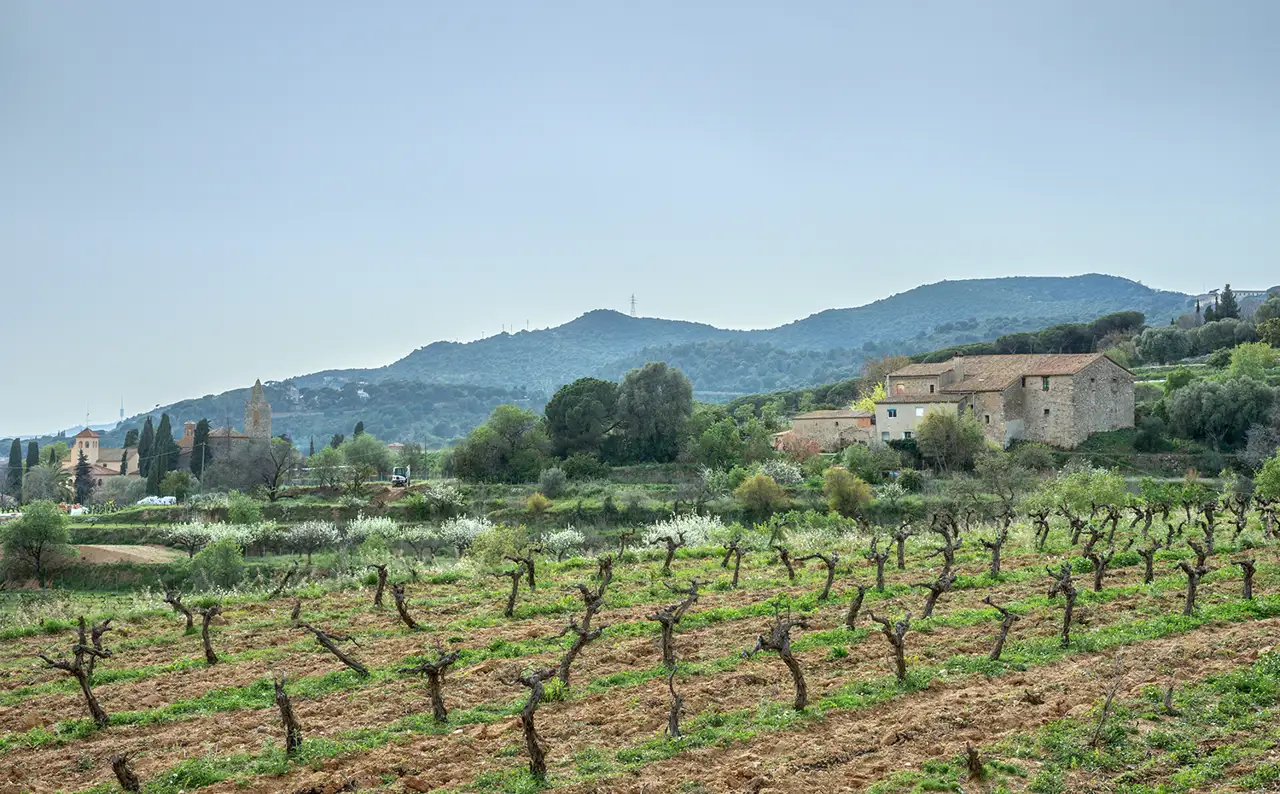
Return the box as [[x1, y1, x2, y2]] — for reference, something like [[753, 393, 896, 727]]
[[2, 1, 1278, 436]]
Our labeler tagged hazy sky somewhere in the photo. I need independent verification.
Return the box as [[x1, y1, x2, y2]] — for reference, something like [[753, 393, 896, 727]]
[[3, 1, 1278, 435]]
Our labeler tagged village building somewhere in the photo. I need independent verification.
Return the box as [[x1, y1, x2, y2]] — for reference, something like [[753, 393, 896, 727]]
[[61, 428, 141, 487], [874, 353, 1134, 448], [772, 409, 874, 453], [177, 379, 273, 464]]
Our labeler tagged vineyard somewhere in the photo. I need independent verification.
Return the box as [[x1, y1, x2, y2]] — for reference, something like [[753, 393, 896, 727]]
[[3, 483, 1280, 794]]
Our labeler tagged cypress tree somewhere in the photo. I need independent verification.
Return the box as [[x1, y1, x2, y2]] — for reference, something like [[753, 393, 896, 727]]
[[309, 437, 315, 457], [353, 421, 365, 437], [5, 439, 22, 500], [1217, 284, 1240, 319], [154, 414, 178, 475], [124, 428, 139, 448], [190, 419, 212, 477], [25, 441, 38, 472], [146, 455, 162, 495], [137, 418, 155, 478], [74, 450, 94, 505]]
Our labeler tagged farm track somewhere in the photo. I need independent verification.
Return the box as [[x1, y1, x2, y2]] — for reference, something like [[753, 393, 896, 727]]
[[2, 537, 1275, 793]]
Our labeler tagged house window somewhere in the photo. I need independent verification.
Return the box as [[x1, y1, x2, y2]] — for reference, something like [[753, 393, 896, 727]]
[[881, 432, 890, 441], [887, 408, 897, 418], [895, 383, 905, 395], [1090, 377, 1095, 384], [1041, 377, 1050, 391], [903, 431, 913, 439], [929, 384, 935, 393], [915, 407, 925, 417], [1044, 408, 1051, 416], [984, 414, 991, 425], [1021, 376, 1027, 387]]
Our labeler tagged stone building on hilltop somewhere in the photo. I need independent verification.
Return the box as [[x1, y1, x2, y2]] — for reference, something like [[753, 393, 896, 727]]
[[874, 353, 1134, 448]]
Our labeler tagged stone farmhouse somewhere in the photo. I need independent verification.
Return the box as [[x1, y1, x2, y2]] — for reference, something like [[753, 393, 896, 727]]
[[772, 409, 874, 453], [874, 353, 1134, 448]]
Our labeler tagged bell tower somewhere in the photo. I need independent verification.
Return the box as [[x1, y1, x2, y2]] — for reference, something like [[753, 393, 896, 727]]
[[244, 379, 272, 439]]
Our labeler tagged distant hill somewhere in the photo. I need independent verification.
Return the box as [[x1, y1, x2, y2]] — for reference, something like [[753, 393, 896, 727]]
[[298, 274, 1190, 396], [6, 274, 1191, 449]]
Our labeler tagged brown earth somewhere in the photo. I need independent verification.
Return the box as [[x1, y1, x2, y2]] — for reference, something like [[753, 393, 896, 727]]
[[73, 545, 186, 564]]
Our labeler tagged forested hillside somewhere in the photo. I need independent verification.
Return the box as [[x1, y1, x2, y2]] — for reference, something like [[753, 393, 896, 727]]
[[298, 274, 1191, 397], [65, 381, 544, 452], [12, 275, 1190, 449]]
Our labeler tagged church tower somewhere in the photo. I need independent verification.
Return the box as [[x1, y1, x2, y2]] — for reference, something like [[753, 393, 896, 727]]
[[244, 379, 272, 439]]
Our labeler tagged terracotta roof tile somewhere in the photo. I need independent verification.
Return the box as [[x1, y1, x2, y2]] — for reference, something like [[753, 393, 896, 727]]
[[891, 353, 1130, 394]]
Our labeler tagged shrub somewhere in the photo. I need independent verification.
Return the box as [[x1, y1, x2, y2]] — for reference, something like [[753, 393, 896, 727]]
[[190, 537, 245, 589], [226, 491, 261, 525], [160, 471, 193, 502], [470, 522, 532, 565], [895, 468, 925, 492], [526, 492, 553, 516], [1012, 443, 1056, 472], [561, 453, 610, 481], [538, 468, 568, 498], [823, 466, 872, 518], [1134, 416, 1171, 452], [734, 474, 789, 519], [842, 444, 900, 485]]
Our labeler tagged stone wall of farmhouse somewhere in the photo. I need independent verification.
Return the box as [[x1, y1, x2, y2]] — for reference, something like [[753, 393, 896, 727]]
[[1022, 374, 1081, 446], [1070, 357, 1135, 440], [973, 391, 1009, 446], [887, 376, 941, 397], [789, 417, 873, 452]]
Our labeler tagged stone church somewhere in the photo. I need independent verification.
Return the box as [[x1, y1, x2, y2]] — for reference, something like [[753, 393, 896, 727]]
[[178, 379, 273, 460]]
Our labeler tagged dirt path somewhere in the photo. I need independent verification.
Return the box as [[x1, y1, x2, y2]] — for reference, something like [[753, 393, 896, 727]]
[[72, 545, 185, 564]]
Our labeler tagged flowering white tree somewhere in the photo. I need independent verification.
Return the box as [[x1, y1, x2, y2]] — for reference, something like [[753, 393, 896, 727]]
[[761, 459, 803, 487], [542, 528, 585, 561], [399, 524, 449, 561], [437, 517, 493, 557], [641, 514, 722, 547], [286, 520, 340, 563], [346, 514, 398, 545], [163, 523, 216, 558]]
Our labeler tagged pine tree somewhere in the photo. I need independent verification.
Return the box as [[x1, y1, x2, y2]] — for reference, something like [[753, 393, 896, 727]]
[[1217, 284, 1240, 319], [5, 439, 22, 500], [25, 441, 39, 472], [353, 421, 365, 437], [154, 414, 178, 475], [74, 451, 94, 505], [123, 428, 139, 448], [330, 434, 345, 449], [137, 418, 155, 478], [190, 419, 212, 477]]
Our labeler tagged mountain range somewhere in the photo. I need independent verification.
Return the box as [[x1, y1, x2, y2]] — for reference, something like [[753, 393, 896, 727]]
[[12, 274, 1193, 450]]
